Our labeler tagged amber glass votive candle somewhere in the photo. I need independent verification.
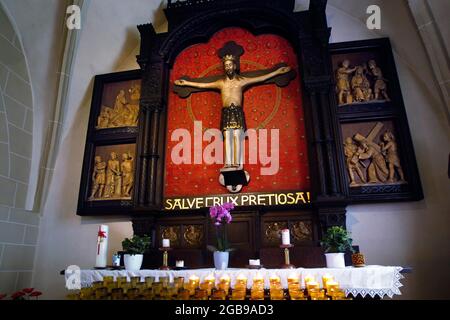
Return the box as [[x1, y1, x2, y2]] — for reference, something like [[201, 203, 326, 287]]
[[326, 280, 339, 293], [145, 276, 155, 287], [289, 288, 305, 300], [306, 280, 320, 292], [288, 274, 300, 285], [322, 274, 334, 288], [130, 276, 140, 287], [102, 275, 114, 286], [188, 275, 200, 288], [235, 274, 248, 290], [159, 276, 169, 288], [250, 287, 264, 300], [269, 275, 281, 286], [111, 288, 124, 300], [270, 288, 284, 300], [117, 276, 128, 287], [80, 287, 93, 300], [211, 289, 227, 300], [177, 288, 190, 300], [218, 275, 231, 292], [204, 275, 215, 285], [304, 275, 315, 286], [173, 276, 184, 289]]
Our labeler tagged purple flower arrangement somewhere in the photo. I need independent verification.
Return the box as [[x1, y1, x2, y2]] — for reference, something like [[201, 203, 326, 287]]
[[208, 202, 235, 252]]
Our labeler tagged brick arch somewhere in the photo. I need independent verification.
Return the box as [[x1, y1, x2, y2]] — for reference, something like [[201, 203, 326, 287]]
[[0, 3, 37, 295], [0, 4, 33, 209]]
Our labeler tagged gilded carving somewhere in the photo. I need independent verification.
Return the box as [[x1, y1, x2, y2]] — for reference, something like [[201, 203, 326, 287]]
[[336, 59, 356, 105], [344, 122, 406, 187], [264, 222, 287, 244], [96, 84, 140, 129], [173, 41, 294, 193], [89, 151, 135, 201], [291, 221, 312, 241], [161, 226, 180, 246], [183, 225, 203, 247], [335, 59, 390, 106], [380, 131, 405, 183], [89, 156, 106, 199]]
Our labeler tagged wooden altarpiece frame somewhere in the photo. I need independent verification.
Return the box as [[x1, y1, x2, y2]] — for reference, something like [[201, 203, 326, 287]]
[[76, 0, 423, 268]]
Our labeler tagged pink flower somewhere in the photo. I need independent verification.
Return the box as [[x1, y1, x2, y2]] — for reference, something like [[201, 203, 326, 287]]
[[222, 202, 235, 211], [209, 205, 219, 219]]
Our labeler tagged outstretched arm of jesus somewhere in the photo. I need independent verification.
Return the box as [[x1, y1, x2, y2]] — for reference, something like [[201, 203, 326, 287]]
[[243, 66, 291, 87], [174, 79, 221, 90]]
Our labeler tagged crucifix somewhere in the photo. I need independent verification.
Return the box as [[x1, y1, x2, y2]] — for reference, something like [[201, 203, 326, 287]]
[[173, 41, 296, 193]]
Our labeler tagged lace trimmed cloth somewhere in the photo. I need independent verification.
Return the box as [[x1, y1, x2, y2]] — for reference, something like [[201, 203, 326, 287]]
[[65, 265, 404, 299]]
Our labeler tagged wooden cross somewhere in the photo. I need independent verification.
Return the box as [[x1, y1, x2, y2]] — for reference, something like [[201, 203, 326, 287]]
[[173, 41, 296, 99], [354, 122, 384, 152]]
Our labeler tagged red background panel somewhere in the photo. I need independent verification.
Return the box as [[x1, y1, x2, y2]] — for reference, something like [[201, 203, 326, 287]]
[[164, 27, 310, 197]]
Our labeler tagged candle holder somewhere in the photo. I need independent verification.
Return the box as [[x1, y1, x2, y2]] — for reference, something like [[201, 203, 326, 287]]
[[280, 244, 295, 269], [159, 247, 172, 270]]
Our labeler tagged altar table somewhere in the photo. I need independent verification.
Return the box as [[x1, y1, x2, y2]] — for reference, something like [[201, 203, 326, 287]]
[[66, 265, 405, 299]]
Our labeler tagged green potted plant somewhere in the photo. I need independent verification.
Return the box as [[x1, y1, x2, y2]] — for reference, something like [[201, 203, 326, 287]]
[[320, 226, 354, 268], [122, 234, 151, 271]]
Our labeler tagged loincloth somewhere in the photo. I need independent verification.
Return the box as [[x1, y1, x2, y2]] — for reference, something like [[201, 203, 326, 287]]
[[221, 104, 246, 131]]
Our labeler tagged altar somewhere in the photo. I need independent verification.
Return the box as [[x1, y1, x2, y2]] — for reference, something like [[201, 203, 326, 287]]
[[72, 0, 423, 302], [65, 266, 405, 299]]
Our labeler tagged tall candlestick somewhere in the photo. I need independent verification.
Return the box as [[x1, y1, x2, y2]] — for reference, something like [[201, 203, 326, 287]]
[[281, 229, 290, 245], [95, 225, 108, 268]]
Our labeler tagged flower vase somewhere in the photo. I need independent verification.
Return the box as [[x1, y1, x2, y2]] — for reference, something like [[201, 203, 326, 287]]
[[325, 253, 346, 268], [124, 254, 143, 271], [213, 251, 229, 270]]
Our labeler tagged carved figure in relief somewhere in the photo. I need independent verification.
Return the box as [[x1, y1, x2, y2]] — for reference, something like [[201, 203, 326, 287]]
[[265, 222, 284, 242], [96, 85, 140, 129], [174, 41, 295, 194], [121, 152, 134, 197], [109, 90, 127, 127], [336, 60, 357, 105], [368, 60, 390, 101], [292, 221, 311, 241], [184, 225, 202, 246], [344, 137, 366, 186], [380, 131, 405, 182], [89, 156, 106, 199], [175, 55, 290, 169], [97, 109, 110, 129], [104, 152, 121, 198], [351, 66, 373, 102], [162, 227, 178, 243], [123, 85, 140, 126], [356, 139, 389, 183]]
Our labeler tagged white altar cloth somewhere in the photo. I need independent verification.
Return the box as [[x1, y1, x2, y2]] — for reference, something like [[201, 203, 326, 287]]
[[67, 265, 404, 299]]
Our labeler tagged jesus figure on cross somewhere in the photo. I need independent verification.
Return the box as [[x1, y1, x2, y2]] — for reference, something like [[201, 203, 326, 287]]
[[174, 41, 295, 192]]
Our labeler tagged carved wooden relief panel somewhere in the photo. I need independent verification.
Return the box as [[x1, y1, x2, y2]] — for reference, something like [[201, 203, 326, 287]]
[[183, 225, 204, 248]]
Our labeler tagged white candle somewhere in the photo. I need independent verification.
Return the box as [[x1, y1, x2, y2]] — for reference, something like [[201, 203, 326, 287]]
[[176, 260, 184, 268], [249, 259, 260, 266], [162, 239, 170, 248], [95, 225, 108, 268], [281, 229, 290, 245]]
